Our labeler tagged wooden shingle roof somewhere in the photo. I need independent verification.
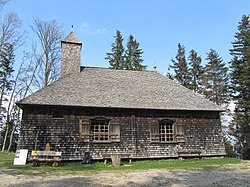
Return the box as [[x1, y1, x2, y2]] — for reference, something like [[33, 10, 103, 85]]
[[61, 32, 82, 44], [17, 67, 223, 111]]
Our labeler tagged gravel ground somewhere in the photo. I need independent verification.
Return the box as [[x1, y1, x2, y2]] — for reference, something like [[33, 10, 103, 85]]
[[1, 163, 250, 187]]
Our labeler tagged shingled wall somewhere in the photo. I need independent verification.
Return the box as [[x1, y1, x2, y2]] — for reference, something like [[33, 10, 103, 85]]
[[17, 106, 226, 160]]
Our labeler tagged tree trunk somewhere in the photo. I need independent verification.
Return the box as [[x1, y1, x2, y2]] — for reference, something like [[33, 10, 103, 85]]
[[1, 120, 9, 152], [1, 93, 11, 152], [7, 124, 15, 152], [0, 80, 6, 112], [8, 108, 20, 152], [44, 51, 49, 87]]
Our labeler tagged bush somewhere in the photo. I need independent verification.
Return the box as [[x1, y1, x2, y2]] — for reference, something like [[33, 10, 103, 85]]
[[241, 146, 250, 160]]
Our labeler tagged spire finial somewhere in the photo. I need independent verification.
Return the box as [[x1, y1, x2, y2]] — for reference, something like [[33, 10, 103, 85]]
[[153, 65, 157, 72], [71, 25, 74, 32]]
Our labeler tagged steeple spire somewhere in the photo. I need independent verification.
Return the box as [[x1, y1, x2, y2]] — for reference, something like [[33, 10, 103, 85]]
[[61, 31, 82, 45]]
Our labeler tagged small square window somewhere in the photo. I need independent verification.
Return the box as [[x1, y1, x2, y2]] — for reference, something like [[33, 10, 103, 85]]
[[52, 110, 64, 119]]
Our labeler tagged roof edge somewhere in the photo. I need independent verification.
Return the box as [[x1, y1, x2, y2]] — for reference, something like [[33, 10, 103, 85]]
[[61, 32, 82, 44], [16, 103, 224, 112]]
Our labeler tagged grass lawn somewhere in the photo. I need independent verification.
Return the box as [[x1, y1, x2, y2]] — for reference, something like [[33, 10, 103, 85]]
[[0, 151, 243, 174]]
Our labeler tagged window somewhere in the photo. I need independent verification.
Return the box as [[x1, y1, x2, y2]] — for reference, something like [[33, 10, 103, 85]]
[[79, 118, 120, 143], [52, 110, 63, 119], [159, 120, 174, 142], [91, 119, 109, 142], [150, 119, 184, 143]]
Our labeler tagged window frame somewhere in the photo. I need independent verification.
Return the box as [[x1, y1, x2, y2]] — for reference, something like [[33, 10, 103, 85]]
[[79, 118, 121, 143], [159, 119, 175, 143], [91, 117, 110, 143], [52, 110, 64, 119]]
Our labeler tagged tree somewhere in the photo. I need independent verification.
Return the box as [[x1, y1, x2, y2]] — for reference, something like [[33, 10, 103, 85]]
[[124, 35, 146, 70], [188, 49, 204, 93], [0, 11, 23, 115], [168, 43, 191, 87], [0, 12, 22, 113], [0, 0, 9, 9], [224, 137, 236, 157], [229, 15, 250, 159], [0, 43, 14, 152], [0, 12, 22, 111], [1, 49, 41, 152], [203, 49, 229, 105], [0, 43, 14, 109], [1, 45, 45, 152], [0, 1, 25, 152], [0, 12, 23, 51], [1, 53, 26, 152], [30, 17, 63, 88], [105, 30, 125, 69]]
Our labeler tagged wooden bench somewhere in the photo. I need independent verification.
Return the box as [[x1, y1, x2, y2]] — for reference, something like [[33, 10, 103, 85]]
[[177, 151, 201, 159], [103, 154, 131, 164], [29, 150, 62, 167]]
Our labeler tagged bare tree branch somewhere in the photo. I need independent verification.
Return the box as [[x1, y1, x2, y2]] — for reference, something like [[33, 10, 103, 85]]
[[30, 17, 63, 88]]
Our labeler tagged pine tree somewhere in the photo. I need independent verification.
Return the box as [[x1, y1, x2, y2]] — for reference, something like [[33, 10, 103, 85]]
[[105, 30, 125, 69], [124, 35, 134, 70], [203, 49, 228, 105], [229, 15, 250, 159], [188, 49, 204, 93], [169, 43, 191, 87], [0, 42, 14, 145], [0, 43, 14, 112], [124, 35, 146, 71]]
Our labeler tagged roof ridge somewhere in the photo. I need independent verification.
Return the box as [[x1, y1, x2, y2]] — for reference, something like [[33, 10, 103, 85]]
[[81, 66, 156, 73]]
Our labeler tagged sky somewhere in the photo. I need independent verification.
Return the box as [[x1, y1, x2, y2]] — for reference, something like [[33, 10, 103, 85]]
[[2, 0, 250, 75]]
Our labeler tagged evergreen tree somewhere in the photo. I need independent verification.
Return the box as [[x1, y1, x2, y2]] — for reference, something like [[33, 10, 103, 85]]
[[203, 49, 228, 105], [169, 43, 191, 87], [105, 30, 125, 69], [124, 35, 134, 70], [0, 44, 14, 133], [229, 15, 250, 159], [124, 35, 146, 71], [188, 49, 204, 93], [0, 43, 14, 113], [224, 137, 236, 157]]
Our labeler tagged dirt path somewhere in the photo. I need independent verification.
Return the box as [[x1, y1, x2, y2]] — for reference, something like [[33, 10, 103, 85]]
[[1, 165, 250, 187]]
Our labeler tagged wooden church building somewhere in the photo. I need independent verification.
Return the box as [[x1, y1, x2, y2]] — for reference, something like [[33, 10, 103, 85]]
[[16, 32, 226, 161]]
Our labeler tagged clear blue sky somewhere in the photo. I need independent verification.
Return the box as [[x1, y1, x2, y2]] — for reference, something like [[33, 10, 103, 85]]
[[2, 0, 250, 75]]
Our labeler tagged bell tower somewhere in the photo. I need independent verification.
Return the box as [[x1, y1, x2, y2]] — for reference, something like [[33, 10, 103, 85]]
[[61, 32, 82, 78]]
